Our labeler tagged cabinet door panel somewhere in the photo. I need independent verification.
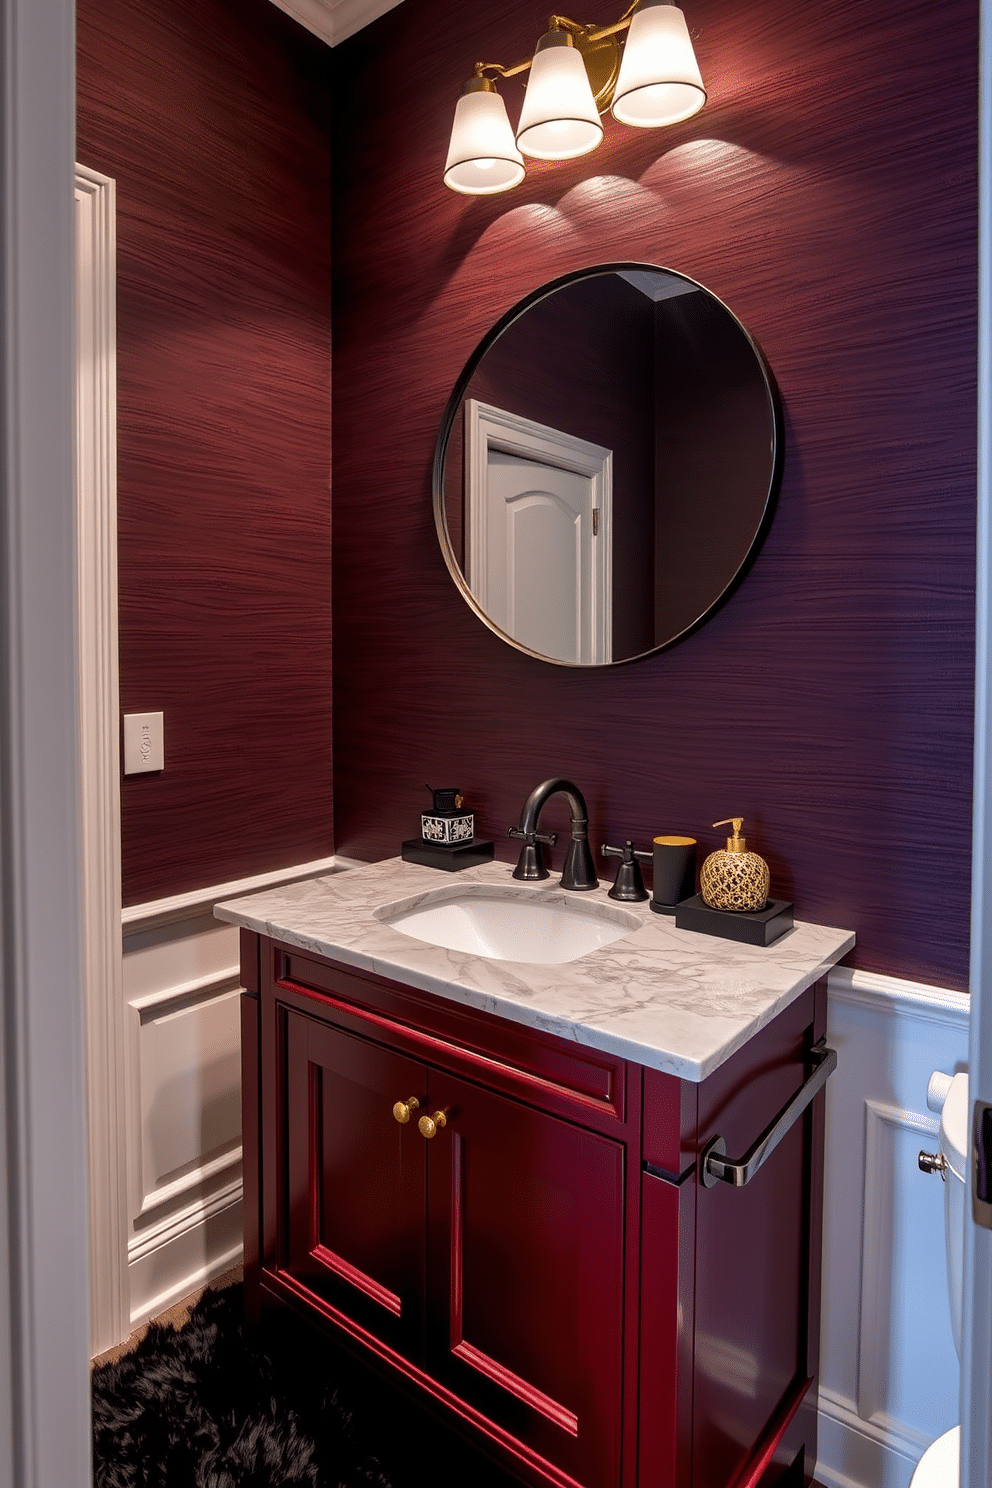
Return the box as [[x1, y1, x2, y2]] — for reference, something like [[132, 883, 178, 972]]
[[693, 1101, 810, 1486], [426, 1072, 625, 1488], [639, 1170, 694, 1488], [690, 988, 822, 1488], [284, 1011, 426, 1356]]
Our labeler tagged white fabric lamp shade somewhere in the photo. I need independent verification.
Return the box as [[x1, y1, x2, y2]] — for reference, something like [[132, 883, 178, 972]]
[[444, 86, 526, 195], [515, 34, 604, 160], [611, 1, 706, 128]]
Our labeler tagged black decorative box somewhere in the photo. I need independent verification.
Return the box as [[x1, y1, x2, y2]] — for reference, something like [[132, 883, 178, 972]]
[[674, 894, 794, 947], [401, 837, 495, 872]]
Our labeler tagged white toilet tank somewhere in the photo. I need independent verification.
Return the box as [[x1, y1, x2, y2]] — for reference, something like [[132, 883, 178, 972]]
[[934, 1070, 969, 1360], [910, 1072, 969, 1488]]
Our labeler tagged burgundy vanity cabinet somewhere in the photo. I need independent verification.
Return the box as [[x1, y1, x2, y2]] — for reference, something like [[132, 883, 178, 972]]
[[241, 930, 828, 1488]]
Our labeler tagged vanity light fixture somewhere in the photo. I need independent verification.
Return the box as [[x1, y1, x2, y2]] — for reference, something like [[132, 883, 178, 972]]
[[443, 0, 705, 196]]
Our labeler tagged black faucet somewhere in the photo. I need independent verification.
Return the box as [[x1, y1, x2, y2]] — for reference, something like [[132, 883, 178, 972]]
[[508, 778, 598, 891]]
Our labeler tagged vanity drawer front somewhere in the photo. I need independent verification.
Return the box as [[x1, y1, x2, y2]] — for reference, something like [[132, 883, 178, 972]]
[[269, 943, 629, 1132]]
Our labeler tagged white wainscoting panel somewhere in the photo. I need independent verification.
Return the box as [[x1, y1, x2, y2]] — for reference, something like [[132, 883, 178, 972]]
[[134, 978, 242, 1216], [123, 911, 244, 1330], [116, 857, 340, 1336], [818, 968, 971, 1488]]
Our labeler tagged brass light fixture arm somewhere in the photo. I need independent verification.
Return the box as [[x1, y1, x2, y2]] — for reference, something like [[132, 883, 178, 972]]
[[472, 2, 639, 85]]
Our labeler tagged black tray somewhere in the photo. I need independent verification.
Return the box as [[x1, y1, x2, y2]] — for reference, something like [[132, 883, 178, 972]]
[[674, 894, 794, 947], [400, 837, 495, 872]]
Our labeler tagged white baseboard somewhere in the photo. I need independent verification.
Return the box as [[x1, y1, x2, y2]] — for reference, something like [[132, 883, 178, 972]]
[[128, 1179, 243, 1331], [818, 1387, 922, 1488], [130, 1242, 245, 1334]]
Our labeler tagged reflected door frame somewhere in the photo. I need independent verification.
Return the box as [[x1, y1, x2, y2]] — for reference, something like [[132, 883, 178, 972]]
[[465, 400, 613, 666]]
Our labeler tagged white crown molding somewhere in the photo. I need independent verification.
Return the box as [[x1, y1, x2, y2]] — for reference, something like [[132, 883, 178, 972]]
[[268, 0, 404, 47], [121, 854, 342, 932], [827, 965, 970, 1030]]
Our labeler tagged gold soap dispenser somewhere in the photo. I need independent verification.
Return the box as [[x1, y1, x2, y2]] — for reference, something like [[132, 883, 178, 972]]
[[700, 818, 770, 912]]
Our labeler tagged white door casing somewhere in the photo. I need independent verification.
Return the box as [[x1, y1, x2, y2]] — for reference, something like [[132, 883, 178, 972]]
[[963, 0, 992, 1476], [465, 400, 612, 665], [75, 163, 129, 1359], [1, 0, 92, 1481]]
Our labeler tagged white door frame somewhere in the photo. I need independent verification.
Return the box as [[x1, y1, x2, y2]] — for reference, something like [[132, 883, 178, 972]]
[[963, 2, 992, 1479], [465, 399, 613, 665], [75, 163, 129, 1357], [1, 0, 92, 1483]]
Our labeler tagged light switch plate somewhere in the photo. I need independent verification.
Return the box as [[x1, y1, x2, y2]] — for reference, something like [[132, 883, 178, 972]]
[[123, 712, 164, 774]]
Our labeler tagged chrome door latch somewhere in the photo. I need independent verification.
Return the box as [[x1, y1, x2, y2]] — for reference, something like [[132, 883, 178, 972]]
[[974, 1100, 992, 1230]]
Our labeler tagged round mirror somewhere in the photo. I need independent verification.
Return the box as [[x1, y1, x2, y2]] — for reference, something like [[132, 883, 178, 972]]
[[433, 263, 782, 667]]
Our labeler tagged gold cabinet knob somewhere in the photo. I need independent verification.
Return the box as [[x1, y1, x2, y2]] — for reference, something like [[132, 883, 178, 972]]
[[392, 1096, 420, 1125], [418, 1110, 448, 1140]]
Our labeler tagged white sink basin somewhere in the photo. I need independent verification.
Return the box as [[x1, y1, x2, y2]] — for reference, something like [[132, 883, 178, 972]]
[[375, 887, 640, 965]]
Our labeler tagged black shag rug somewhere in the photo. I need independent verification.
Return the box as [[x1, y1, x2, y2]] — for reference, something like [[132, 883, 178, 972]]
[[92, 1283, 511, 1488]]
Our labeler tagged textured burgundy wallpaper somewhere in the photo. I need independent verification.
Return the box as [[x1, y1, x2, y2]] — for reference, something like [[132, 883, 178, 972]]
[[331, 0, 977, 989], [77, 0, 333, 905]]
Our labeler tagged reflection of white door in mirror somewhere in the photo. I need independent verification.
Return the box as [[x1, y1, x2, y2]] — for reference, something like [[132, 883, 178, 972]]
[[465, 400, 612, 665]]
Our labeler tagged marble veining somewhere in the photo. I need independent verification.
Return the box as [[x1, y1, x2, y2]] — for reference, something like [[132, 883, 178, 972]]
[[215, 857, 855, 1081]]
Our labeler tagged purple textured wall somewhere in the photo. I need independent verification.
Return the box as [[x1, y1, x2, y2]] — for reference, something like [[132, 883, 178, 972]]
[[331, 0, 977, 990], [78, 0, 333, 906]]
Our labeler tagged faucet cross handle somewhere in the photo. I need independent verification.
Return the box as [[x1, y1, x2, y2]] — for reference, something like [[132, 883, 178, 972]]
[[507, 825, 557, 880], [602, 841, 651, 902]]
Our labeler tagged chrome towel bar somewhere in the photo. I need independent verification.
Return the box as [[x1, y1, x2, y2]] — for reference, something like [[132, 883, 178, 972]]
[[700, 1043, 837, 1190]]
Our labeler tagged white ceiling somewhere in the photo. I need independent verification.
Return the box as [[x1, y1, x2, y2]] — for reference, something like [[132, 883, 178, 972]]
[[268, 0, 404, 48], [619, 270, 700, 303]]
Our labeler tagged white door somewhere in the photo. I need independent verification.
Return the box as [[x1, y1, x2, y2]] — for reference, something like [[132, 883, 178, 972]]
[[482, 451, 602, 664], [465, 401, 612, 665]]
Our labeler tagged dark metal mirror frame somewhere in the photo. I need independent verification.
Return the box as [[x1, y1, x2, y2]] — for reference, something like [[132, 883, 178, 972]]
[[432, 261, 784, 668]]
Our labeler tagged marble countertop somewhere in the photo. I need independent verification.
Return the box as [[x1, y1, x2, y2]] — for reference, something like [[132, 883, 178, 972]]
[[215, 857, 854, 1082]]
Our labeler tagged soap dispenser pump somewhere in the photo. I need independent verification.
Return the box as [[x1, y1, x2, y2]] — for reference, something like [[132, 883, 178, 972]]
[[699, 818, 770, 913]]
